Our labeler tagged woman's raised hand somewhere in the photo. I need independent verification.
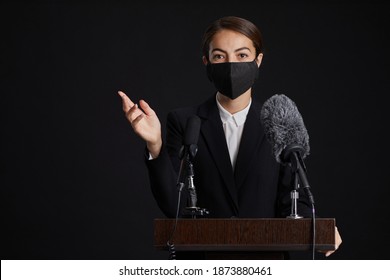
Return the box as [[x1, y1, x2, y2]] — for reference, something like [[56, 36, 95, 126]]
[[118, 91, 162, 158]]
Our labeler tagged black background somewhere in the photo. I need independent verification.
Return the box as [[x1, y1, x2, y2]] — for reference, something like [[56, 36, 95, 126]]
[[1, 0, 389, 260]]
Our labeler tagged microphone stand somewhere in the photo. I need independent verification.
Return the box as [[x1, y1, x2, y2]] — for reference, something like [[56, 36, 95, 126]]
[[287, 170, 303, 219], [178, 144, 209, 219], [183, 160, 209, 218], [283, 144, 315, 219]]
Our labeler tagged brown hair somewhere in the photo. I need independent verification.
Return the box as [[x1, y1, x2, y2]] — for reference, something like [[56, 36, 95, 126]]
[[201, 16, 264, 61]]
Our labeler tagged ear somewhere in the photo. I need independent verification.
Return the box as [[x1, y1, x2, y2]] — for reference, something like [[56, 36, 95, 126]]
[[202, 56, 208, 65], [255, 53, 263, 68]]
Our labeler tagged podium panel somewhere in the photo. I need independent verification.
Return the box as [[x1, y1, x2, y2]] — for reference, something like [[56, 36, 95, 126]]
[[154, 218, 335, 259]]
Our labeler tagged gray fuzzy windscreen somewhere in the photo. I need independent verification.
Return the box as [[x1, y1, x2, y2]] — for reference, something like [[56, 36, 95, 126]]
[[260, 94, 310, 163]]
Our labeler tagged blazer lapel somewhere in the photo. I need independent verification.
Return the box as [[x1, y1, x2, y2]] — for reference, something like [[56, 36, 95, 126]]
[[198, 97, 239, 212], [234, 101, 265, 189]]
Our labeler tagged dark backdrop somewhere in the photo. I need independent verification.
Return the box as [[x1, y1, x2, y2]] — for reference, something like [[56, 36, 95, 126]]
[[1, 0, 389, 260]]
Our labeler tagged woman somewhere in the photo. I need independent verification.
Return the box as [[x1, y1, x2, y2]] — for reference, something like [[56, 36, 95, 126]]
[[118, 16, 341, 257]]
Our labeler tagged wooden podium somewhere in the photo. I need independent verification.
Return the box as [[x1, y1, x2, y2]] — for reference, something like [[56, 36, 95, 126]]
[[154, 218, 336, 259]]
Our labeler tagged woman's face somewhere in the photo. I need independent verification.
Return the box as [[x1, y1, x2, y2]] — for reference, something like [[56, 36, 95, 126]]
[[206, 29, 261, 65]]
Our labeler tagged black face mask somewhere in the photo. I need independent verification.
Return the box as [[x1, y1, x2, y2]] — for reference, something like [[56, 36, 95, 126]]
[[206, 60, 259, 99]]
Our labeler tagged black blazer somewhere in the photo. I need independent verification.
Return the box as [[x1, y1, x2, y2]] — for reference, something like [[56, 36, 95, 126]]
[[146, 95, 312, 218]]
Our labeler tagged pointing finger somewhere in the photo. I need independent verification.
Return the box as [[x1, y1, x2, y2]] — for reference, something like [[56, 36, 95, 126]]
[[118, 90, 134, 112]]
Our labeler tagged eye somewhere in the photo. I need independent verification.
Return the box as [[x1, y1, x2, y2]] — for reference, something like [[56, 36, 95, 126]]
[[238, 53, 249, 58], [213, 54, 224, 60]]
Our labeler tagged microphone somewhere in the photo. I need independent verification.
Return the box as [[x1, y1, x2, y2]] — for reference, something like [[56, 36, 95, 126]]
[[181, 115, 201, 160], [177, 115, 201, 185], [260, 94, 310, 163], [260, 94, 314, 205], [184, 115, 201, 146]]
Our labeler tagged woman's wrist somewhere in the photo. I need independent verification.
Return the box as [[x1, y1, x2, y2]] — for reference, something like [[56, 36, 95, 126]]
[[146, 138, 162, 159]]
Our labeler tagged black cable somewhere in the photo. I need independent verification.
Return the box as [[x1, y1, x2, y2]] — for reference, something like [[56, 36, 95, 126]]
[[167, 183, 184, 260], [311, 204, 316, 260], [167, 241, 176, 260]]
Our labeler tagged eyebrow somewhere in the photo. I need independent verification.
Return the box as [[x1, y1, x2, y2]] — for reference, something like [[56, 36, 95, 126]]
[[211, 47, 252, 53]]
